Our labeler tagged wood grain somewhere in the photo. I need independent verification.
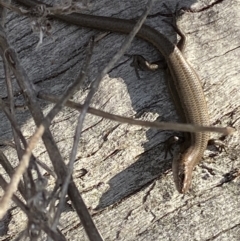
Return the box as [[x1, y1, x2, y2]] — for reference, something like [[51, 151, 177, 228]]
[[0, 0, 239, 240]]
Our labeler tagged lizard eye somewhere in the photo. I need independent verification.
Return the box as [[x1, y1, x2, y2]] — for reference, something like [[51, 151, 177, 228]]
[[178, 172, 185, 189], [177, 165, 187, 193], [178, 165, 193, 193], [179, 172, 185, 183], [172, 155, 192, 193]]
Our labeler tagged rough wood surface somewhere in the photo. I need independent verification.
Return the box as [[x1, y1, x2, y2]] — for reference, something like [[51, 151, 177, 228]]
[[0, 0, 240, 240]]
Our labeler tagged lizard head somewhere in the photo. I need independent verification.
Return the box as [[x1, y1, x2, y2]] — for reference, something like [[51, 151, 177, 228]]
[[172, 152, 195, 194]]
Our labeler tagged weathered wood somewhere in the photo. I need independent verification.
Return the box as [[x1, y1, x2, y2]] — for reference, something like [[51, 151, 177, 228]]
[[0, 0, 239, 240]]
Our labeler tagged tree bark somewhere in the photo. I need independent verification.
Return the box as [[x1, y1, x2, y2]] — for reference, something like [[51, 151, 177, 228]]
[[0, 0, 239, 240]]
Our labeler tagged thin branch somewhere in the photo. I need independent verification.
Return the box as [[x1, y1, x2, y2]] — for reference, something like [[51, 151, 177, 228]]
[[3, 55, 22, 155], [0, 96, 56, 190], [0, 150, 25, 196], [49, 37, 95, 230], [51, 0, 156, 233], [38, 92, 235, 135], [0, 174, 66, 241], [0, 0, 25, 15], [2, 50, 32, 199], [0, 24, 103, 241]]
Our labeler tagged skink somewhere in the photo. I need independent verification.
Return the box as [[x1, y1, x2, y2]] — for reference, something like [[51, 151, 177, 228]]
[[17, 0, 210, 193]]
